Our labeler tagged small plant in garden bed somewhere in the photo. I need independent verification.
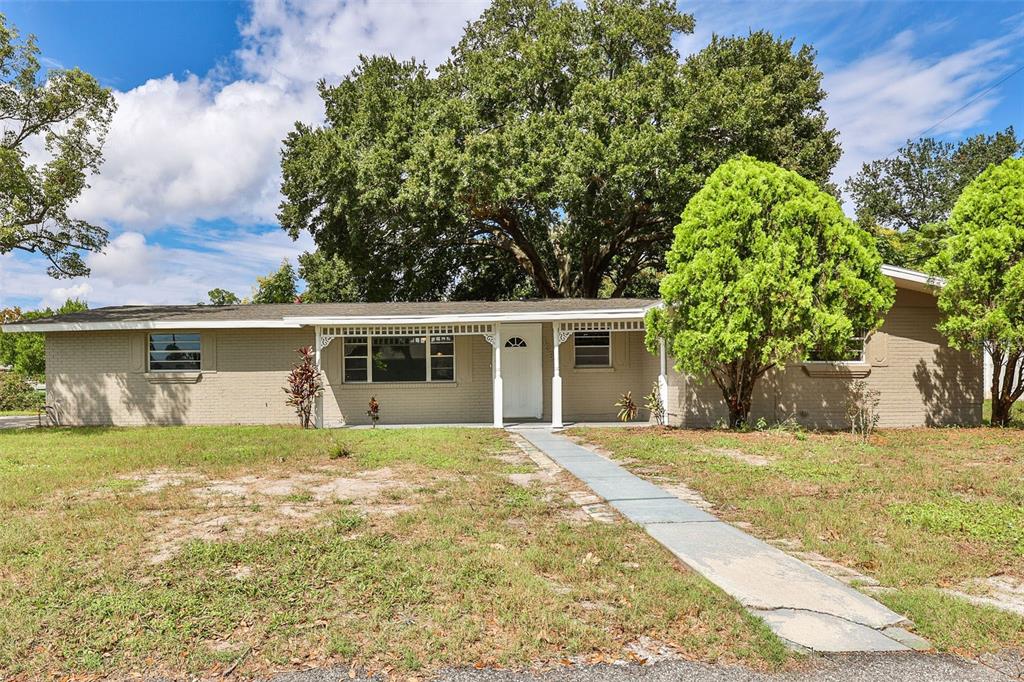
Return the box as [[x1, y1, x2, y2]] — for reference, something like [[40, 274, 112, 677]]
[[284, 346, 323, 429], [614, 391, 638, 421], [366, 396, 380, 427]]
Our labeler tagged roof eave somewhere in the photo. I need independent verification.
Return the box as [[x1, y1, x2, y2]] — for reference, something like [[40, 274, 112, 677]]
[[881, 264, 944, 293], [1, 320, 304, 333], [283, 307, 658, 326], [1, 304, 660, 333]]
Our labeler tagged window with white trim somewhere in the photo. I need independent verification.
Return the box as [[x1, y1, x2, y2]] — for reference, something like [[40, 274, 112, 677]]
[[807, 333, 866, 363], [342, 334, 456, 383], [148, 333, 201, 371], [574, 331, 611, 367]]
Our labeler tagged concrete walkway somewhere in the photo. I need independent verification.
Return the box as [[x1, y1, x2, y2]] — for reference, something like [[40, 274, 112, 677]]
[[514, 428, 928, 654], [0, 415, 39, 430]]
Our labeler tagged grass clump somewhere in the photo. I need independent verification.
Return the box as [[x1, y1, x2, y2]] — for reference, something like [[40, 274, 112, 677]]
[[890, 496, 1024, 554]]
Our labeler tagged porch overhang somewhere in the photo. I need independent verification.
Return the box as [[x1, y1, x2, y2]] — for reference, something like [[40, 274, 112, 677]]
[[307, 310, 657, 430]]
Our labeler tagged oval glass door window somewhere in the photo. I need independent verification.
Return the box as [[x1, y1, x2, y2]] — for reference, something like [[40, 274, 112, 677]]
[[504, 336, 528, 348]]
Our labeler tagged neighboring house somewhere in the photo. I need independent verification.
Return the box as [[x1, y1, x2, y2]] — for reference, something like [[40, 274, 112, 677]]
[[1, 266, 982, 429]]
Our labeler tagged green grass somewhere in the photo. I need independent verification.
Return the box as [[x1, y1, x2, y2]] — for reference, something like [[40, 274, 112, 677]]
[[573, 426, 1024, 655], [0, 426, 787, 679], [0, 409, 36, 416]]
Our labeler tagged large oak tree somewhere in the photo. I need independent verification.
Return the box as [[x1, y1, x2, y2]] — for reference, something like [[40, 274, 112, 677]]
[[279, 0, 840, 300], [1, 15, 115, 277], [847, 128, 1021, 270]]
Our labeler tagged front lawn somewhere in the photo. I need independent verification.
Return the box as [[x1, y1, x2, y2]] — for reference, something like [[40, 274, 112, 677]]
[[0, 426, 786, 680], [572, 426, 1024, 656]]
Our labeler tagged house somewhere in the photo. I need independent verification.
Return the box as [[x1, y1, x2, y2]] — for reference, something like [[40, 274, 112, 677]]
[[1, 266, 982, 429]]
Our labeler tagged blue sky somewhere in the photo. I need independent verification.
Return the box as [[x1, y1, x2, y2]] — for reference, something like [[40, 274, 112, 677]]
[[1, 0, 1021, 310]]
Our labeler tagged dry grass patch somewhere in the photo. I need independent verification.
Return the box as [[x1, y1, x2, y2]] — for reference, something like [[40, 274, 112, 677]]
[[0, 426, 787, 680], [572, 425, 1024, 657]]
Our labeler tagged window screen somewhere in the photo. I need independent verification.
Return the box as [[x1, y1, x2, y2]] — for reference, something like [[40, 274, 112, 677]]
[[148, 333, 201, 371], [430, 335, 455, 381], [574, 331, 610, 367]]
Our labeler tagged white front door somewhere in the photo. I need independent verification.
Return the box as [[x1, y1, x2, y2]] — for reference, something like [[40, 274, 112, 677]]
[[501, 323, 543, 419]]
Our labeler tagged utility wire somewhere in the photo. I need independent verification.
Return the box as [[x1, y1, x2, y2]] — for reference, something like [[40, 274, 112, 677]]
[[889, 61, 1024, 155]]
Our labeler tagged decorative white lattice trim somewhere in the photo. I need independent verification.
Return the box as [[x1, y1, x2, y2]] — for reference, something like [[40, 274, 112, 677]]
[[557, 319, 645, 334], [555, 329, 574, 345], [318, 323, 497, 350]]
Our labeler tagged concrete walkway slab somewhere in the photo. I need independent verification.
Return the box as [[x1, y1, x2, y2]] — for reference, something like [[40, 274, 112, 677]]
[[752, 609, 908, 652], [608, 497, 718, 524], [644, 522, 906, 630], [583, 475, 677, 502], [513, 427, 924, 653]]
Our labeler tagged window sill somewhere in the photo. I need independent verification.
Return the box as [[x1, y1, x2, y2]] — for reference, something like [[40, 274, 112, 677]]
[[144, 372, 202, 384], [341, 381, 459, 387], [800, 362, 871, 378], [572, 366, 614, 373]]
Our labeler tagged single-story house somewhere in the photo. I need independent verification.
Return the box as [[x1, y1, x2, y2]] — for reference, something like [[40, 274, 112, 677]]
[[1, 265, 982, 429]]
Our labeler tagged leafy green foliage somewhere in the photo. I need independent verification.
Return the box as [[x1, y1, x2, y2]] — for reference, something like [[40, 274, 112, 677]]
[[279, 0, 840, 299], [0, 299, 87, 379], [204, 288, 240, 306], [934, 157, 1024, 426], [252, 260, 298, 304], [0, 371, 41, 411], [0, 16, 116, 277], [847, 127, 1021, 269], [296, 251, 361, 303], [647, 156, 893, 427]]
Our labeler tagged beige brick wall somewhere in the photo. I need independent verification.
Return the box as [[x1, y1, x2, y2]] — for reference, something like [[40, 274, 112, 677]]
[[548, 328, 661, 423], [320, 334, 493, 426], [665, 288, 983, 429], [44, 327, 659, 426], [46, 329, 317, 426], [44, 293, 979, 429]]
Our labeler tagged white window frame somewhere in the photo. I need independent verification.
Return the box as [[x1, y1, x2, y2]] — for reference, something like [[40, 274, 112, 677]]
[[342, 334, 456, 384], [147, 332, 201, 372], [805, 333, 867, 365], [573, 331, 612, 368]]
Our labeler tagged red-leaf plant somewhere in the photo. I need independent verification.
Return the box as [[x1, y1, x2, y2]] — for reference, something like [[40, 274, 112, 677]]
[[284, 346, 324, 429]]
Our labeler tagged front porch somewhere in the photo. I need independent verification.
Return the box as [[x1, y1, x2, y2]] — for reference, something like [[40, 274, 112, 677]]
[[304, 308, 668, 428]]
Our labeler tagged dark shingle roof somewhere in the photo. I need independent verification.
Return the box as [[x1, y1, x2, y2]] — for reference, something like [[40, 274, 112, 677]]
[[13, 299, 658, 328]]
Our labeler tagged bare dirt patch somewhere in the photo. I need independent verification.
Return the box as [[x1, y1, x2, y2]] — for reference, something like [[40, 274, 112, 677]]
[[506, 434, 618, 524], [119, 465, 416, 563], [948, 575, 1024, 617], [703, 447, 771, 466]]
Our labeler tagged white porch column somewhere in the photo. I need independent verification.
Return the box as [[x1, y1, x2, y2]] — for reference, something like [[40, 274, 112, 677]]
[[492, 323, 503, 427], [658, 337, 669, 426], [551, 322, 564, 428], [314, 326, 324, 428]]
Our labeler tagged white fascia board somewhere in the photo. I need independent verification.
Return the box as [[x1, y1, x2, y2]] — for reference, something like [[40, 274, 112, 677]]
[[1, 320, 304, 333], [881, 264, 944, 292], [283, 307, 658, 326]]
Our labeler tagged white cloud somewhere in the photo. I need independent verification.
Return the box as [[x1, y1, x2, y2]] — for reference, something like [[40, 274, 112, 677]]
[[73, 0, 487, 230], [825, 25, 1021, 192], [0, 229, 314, 309], [73, 74, 319, 228], [238, 0, 489, 85]]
